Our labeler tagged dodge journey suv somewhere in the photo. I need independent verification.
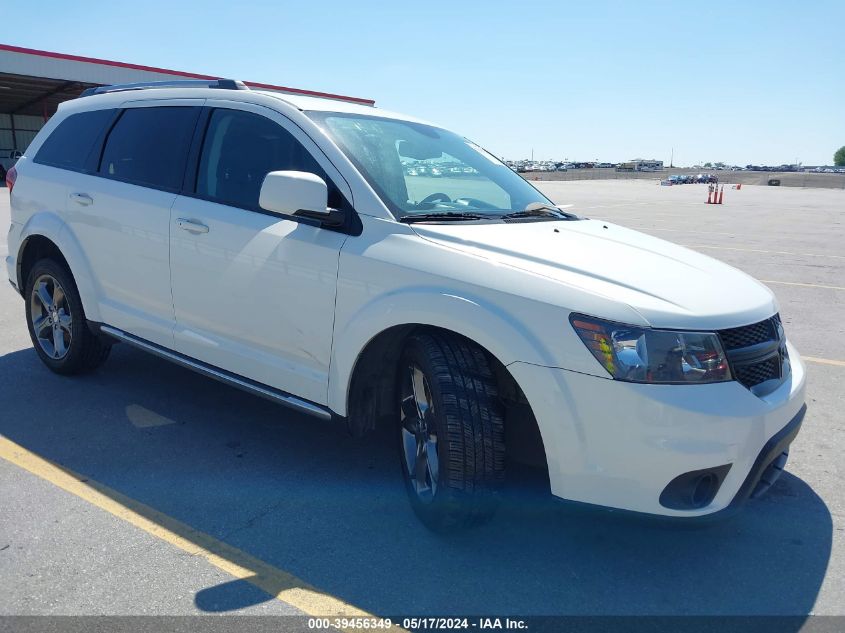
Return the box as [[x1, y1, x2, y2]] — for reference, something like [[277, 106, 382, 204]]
[[5, 79, 806, 531]]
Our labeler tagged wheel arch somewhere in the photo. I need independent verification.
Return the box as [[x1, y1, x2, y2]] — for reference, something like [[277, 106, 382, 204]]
[[16, 215, 101, 322], [17, 234, 71, 290], [330, 288, 558, 413], [342, 321, 550, 475]]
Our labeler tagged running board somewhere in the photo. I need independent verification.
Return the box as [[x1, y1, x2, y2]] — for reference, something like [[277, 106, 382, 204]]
[[99, 325, 333, 421]]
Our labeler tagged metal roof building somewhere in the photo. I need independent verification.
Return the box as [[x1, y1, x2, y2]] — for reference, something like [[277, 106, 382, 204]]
[[0, 43, 374, 159]]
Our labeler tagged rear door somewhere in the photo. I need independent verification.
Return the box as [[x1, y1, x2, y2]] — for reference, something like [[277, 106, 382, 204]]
[[169, 103, 352, 405], [66, 101, 201, 347]]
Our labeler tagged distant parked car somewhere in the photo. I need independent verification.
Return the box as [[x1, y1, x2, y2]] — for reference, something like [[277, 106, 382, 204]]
[[693, 173, 718, 184]]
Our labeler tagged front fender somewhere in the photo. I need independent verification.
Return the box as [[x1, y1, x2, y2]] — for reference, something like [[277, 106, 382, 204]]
[[328, 287, 557, 416], [17, 212, 102, 322]]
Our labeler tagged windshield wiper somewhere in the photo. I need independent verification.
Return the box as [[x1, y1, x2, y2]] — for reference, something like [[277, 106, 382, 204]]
[[500, 203, 578, 221], [399, 212, 487, 223]]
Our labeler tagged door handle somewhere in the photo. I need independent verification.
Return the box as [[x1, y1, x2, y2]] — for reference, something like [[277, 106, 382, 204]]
[[176, 218, 210, 234], [69, 193, 93, 206]]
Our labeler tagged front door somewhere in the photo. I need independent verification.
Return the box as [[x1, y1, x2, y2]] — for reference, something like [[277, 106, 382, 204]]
[[169, 104, 351, 405]]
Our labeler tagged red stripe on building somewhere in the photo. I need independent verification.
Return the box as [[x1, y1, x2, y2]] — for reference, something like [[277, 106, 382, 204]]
[[0, 43, 375, 106]]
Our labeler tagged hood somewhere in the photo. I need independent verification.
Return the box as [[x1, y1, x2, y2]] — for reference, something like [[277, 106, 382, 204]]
[[409, 219, 777, 330]]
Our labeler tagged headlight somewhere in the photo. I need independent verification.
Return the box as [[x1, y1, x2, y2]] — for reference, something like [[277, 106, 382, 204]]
[[570, 314, 732, 384]]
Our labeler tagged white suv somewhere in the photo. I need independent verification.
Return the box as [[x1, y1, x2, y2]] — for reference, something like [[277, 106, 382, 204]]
[[5, 80, 806, 530]]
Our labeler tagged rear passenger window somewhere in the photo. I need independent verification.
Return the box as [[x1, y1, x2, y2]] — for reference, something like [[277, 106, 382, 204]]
[[100, 107, 199, 191], [34, 109, 114, 171], [196, 109, 329, 210]]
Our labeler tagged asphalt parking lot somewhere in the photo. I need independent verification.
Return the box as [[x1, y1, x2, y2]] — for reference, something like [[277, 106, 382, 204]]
[[0, 180, 843, 620]]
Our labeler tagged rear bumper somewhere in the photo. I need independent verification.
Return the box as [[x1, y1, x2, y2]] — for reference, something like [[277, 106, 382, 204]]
[[508, 341, 807, 517], [6, 220, 20, 293]]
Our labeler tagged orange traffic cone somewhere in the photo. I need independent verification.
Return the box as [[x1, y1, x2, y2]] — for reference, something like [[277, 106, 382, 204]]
[[706, 188, 712, 204], [737, 183, 742, 190], [718, 186, 724, 204]]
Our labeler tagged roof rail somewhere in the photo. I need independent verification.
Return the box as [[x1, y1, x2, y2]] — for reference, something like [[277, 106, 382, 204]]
[[79, 79, 248, 98]]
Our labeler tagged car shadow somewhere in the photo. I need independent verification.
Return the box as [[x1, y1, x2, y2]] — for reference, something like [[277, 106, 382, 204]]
[[0, 343, 832, 619]]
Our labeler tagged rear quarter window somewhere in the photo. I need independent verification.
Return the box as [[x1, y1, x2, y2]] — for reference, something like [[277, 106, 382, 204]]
[[99, 106, 200, 191], [34, 109, 115, 171]]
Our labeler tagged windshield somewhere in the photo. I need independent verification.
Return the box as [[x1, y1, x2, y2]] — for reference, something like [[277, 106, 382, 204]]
[[306, 111, 554, 219]]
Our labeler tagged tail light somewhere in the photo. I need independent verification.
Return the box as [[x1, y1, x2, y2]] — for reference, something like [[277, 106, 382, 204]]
[[5, 165, 16, 194]]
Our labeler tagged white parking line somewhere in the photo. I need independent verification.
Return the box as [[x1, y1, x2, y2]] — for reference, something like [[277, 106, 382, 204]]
[[760, 280, 845, 291], [804, 356, 845, 367], [626, 226, 737, 236], [682, 244, 845, 260]]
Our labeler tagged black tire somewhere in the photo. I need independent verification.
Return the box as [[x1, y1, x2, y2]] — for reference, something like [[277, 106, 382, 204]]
[[397, 331, 505, 531], [24, 258, 111, 375]]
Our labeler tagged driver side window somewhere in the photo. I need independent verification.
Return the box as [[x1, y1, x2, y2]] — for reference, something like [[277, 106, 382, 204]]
[[196, 108, 334, 210]]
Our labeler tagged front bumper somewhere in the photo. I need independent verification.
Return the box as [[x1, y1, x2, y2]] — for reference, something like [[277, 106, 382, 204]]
[[508, 341, 806, 517]]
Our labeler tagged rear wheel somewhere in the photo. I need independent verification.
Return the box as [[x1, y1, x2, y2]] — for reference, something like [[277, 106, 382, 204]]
[[24, 258, 111, 374], [398, 331, 505, 531]]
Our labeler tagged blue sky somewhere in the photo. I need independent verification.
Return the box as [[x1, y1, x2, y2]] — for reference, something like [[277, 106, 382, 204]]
[[5, 0, 843, 165]]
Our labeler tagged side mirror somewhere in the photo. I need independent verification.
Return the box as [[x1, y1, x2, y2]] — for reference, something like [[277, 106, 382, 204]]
[[259, 171, 329, 217]]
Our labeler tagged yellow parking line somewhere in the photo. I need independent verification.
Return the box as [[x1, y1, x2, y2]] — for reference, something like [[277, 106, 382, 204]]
[[0, 436, 369, 618], [682, 244, 845, 260], [804, 356, 845, 367], [759, 279, 845, 291]]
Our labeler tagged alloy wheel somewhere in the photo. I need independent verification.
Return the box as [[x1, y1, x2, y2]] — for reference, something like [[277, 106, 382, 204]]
[[30, 274, 73, 359], [400, 363, 439, 502]]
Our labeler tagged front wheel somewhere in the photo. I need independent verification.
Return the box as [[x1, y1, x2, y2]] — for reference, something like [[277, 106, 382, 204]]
[[398, 331, 505, 531]]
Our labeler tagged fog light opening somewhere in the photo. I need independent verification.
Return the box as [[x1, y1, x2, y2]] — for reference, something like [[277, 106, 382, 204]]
[[660, 464, 731, 511], [691, 473, 718, 508]]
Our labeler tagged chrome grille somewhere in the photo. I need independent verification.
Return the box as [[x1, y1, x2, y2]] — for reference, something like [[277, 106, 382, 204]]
[[718, 315, 786, 391]]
